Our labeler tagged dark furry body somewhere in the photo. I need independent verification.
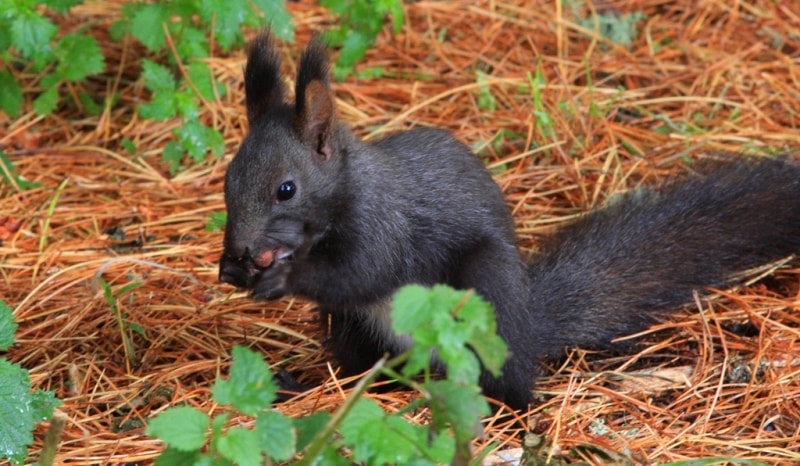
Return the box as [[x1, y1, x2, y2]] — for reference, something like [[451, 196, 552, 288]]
[[220, 32, 800, 410]]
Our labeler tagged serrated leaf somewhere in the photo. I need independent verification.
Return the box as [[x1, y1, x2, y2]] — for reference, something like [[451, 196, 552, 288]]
[[146, 406, 209, 452], [141, 60, 177, 94], [33, 86, 59, 116], [187, 61, 220, 101], [293, 411, 330, 451], [313, 445, 352, 466], [198, 0, 248, 51], [154, 446, 203, 466], [256, 410, 295, 461], [162, 141, 184, 174], [216, 427, 262, 466], [130, 3, 170, 52], [0, 362, 32, 464], [29, 388, 60, 423], [211, 346, 277, 416], [139, 61, 178, 121], [54, 33, 105, 81], [10, 12, 57, 67], [335, 29, 371, 77], [174, 26, 209, 62], [427, 379, 488, 442], [177, 119, 210, 162], [207, 127, 225, 157], [0, 72, 23, 117], [0, 300, 17, 351], [251, 0, 294, 41], [339, 398, 452, 464]]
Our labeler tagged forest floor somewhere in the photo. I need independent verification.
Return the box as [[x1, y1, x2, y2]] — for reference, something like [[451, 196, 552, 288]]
[[2, 0, 799, 464]]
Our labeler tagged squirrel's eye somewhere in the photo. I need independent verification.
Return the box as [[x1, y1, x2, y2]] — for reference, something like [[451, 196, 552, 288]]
[[276, 181, 296, 201]]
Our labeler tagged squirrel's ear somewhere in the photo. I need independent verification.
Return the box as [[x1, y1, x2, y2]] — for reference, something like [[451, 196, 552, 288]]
[[244, 30, 284, 122], [294, 38, 336, 161]]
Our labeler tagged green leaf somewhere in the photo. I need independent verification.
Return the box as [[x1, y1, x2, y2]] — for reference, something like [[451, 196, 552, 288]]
[[198, 0, 248, 51], [10, 12, 57, 67], [146, 406, 210, 451], [256, 410, 295, 461], [207, 127, 225, 157], [212, 346, 277, 416], [0, 150, 41, 190], [216, 427, 262, 466], [29, 388, 60, 424], [139, 61, 178, 121], [78, 92, 102, 115], [0, 358, 61, 465], [42, 0, 82, 15], [339, 398, 453, 465], [174, 26, 209, 62], [334, 29, 372, 79], [162, 141, 184, 174], [178, 119, 211, 162], [33, 86, 59, 116], [0, 360, 33, 464], [0, 72, 23, 117], [130, 3, 170, 52], [313, 445, 352, 466], [121, 139, 136, 155], [205, 212, 227, 232], [187, 61, 224, 101], [154, 446, 203, 466], [391, 285, 508, 382], [293, 411, 330, 451], [251, 0, 295, 41], [426, 379, 488, 443], [54, 33, 105, 82], [141, 60, 177, 94], [0, 300, 17, 351]]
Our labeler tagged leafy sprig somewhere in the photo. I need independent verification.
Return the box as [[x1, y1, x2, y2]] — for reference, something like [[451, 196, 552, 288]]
[[148, 285, 507, 465]]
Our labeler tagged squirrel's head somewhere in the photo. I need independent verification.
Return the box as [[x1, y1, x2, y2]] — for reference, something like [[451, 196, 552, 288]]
[[220, 30, 346, 289]]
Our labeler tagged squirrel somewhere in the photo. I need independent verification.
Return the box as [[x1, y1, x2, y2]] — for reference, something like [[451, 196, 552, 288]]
[[219, 31, 800, 411]]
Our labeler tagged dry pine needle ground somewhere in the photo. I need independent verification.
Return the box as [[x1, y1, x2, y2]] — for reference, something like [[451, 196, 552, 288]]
[[2, 0, 800, 464]]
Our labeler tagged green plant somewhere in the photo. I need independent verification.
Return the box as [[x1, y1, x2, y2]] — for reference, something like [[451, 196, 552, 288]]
[[527, 65, 557, 145], [0, 150, 40, 191], [148, 284, 507, 465], [205, 212, 228, 233], [0, 0, 105, 117], [0, 299, 62, 465], [1, 1, 404, 174], [98, 277, 145, 367], [110, 0, 294, 172], [321, 0, 404, 80]]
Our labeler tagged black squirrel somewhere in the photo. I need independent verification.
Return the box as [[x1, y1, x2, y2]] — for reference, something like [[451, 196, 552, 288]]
[[219, 31, 800, 410]]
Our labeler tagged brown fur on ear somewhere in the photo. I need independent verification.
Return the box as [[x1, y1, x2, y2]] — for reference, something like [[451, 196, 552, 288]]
[[296, 80, 335, 160], [294, 38, 336, 160]]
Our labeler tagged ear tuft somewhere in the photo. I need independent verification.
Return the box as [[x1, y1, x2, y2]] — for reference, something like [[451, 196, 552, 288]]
[[294, 38, 337, 160], [244, 29, 284, 122]]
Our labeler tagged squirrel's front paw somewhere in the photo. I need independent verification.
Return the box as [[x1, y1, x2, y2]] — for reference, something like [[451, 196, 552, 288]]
[[252, 261, 291, 300]]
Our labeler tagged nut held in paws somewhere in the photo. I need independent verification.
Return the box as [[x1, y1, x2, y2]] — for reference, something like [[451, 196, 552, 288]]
[[253, 249, 275, 268]]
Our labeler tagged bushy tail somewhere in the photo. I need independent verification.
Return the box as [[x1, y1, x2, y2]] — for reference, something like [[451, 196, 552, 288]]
[[526, 157, 800, 354]]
